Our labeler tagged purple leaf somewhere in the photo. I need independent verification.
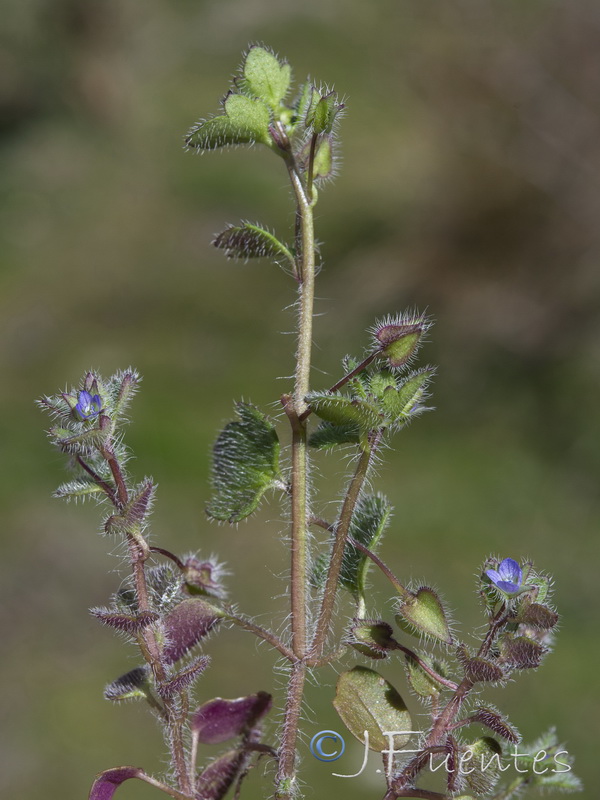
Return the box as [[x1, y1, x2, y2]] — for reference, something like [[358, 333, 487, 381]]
[[191, 692, 272, 744], [195, 751, 243, 800], [464, 656, 504, 684], [90, 608, 159, 633], [471, 707, 520, 743], [157, 656, 210, 699], [162, 599, 223, 664], [89, 767, 144, 800]]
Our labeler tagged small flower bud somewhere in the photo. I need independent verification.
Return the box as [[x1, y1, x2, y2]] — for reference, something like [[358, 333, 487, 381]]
[[372, 312, 431, 369], [349, 619, 396, 659], [184, 557, 227, 599], [396, 586, 453, 644]]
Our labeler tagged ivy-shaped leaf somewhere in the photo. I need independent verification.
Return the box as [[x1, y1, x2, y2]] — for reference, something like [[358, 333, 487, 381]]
[[186, 94, 271, 151], [238, 45, 291, 110], [207, 402, 280, 523]]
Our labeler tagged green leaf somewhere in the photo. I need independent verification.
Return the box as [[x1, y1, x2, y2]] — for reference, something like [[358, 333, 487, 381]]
[[349, 620, 396, 660], [239, 45, 291, 110], [380, 367, 435, 425], [309, 552, 329, 590], [224, 94, 271, 144], [207, 402, 280, 522], [340, 494, 392, 598], [312, 136, 334, 179], [461, 737, 503, 795], [294, 82, 316, 124], [308, 421, 360, 450], [186, 94, 271, 151], [367, 371, 397, 399], [333, 666, 411, 752], [396, 586, 453, 644], [212, 222, 295, 269], [49, 423, 110, 455], [306, 391, 383, 432], [306, 90, 343, 135], [53, 477, 104, 502], [405, 652, 450, 698]]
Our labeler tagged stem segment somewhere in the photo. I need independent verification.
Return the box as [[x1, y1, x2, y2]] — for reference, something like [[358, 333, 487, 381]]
[[276, 160, 316, 798], [309, 431, 382, 661]]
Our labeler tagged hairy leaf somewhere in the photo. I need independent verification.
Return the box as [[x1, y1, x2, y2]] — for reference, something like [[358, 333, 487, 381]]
[[340, 493, 392, 598], [162, 599, 224, 664], [196, 751, 244, 800], [396, 586, 453, 644], [90, 608, 159, 634], [470, 707, 520, 743], [104, 667, 151, 702], [207, 402, 280, 523], [306, 392, 383, 432], [238, 45, 291, 109], [405, 652, 450, 698], [308, 421, 360, 450], [192, 691, 272, 743], [186, 94, 271, 151], [333, 666, 411, 752], [157, 655, 210, 699], [89, 767, 146, 800], [213, 222, 294, 269], [53, 478, 104, 501]]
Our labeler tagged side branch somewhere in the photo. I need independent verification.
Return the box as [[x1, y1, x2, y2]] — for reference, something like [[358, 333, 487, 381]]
[[309, 431, 382, 660]]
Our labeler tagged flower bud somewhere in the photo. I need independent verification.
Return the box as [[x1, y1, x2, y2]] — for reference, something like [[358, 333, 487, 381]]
[[372, 312, 431, 369]]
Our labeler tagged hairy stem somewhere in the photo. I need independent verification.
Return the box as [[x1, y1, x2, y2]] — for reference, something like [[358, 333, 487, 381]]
[[309, 431, 382, 660], [299, 351, 378, 422], [222, 606, 295, 662], [391, 642, 459, 691], [276, 662, 307, 797], [392, 608, 508, 793], [346, 535, 412, 601], [75, 455, 116, 503], [98, 443, 192, 796], [276, 160, 316, 799]]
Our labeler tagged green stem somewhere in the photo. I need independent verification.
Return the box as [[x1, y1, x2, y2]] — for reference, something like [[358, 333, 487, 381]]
[[309, 431, 382, 661], [306, 133, 318, 200], [275, 161, 316, 799]]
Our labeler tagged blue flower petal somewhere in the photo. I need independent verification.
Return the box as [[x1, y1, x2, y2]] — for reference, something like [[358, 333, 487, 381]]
[[495, 579, 521, 594], [498, 558, 522, 586], [485, 568, 502, 584]]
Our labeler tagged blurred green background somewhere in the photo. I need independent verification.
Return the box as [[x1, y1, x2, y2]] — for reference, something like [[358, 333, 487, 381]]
[[1, 1, 599, 798]]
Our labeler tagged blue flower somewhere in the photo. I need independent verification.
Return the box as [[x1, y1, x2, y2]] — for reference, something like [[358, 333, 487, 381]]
[[74, 390, 102, 421], [485, 558, 523, 595]]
